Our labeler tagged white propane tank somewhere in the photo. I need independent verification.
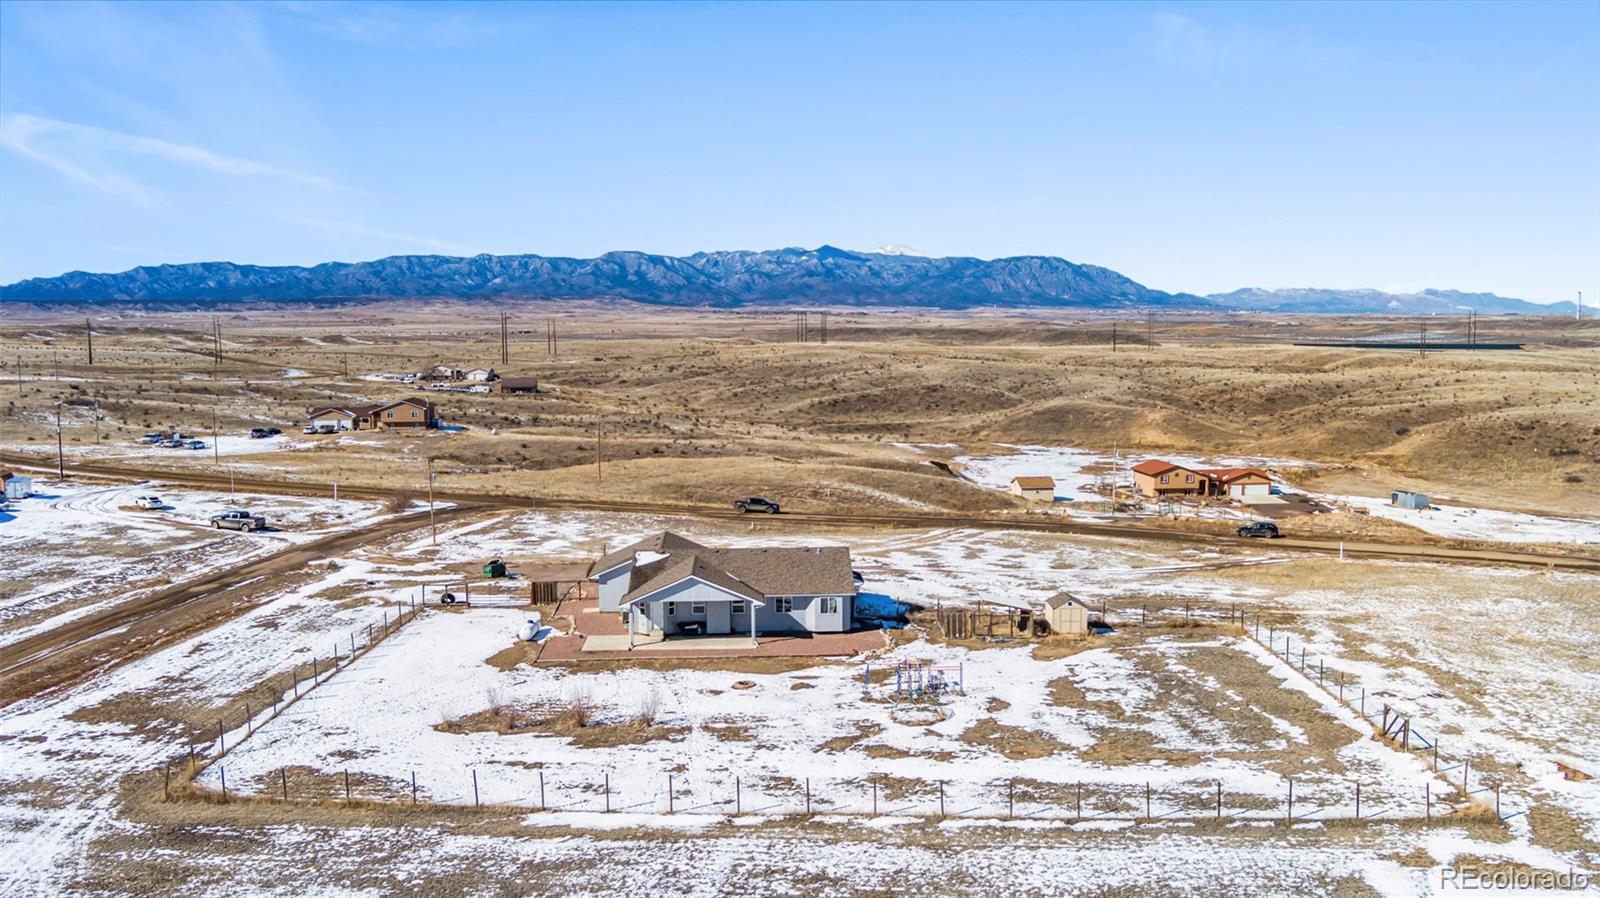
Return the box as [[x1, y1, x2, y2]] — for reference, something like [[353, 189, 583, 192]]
[[521, 612, 543, 642]]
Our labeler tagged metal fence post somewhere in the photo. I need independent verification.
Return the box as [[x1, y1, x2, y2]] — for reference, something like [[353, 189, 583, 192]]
[[668, 774, 674, 814], [473, 770, 480, 807]]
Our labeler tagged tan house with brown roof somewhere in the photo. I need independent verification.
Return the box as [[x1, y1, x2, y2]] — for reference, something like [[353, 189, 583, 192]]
[[1009, 476, 1056, 503], [1132, 459, 1272, 499], [588, 531, 858, 647], [305, 397, 440, 432]]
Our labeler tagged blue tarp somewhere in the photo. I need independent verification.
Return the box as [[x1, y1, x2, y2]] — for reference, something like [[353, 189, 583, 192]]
[[855, 592, 912, 629]]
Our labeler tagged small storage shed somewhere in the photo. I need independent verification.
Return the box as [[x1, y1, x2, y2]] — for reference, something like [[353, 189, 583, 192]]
[[1391, 490, 1430, 510], [1009, 475, 1056, 503], [497, 376, 540, 395], [2, 473, 33, 500], [1042, 592, 1089, 637]]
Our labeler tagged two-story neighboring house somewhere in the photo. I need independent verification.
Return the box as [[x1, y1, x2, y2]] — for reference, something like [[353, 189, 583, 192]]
[[1132, 459, 1272, 500], [588, 531, 858, 648]]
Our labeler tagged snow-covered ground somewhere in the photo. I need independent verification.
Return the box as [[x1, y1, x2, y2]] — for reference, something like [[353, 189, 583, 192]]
[[2, 504, 1596, 896], [948, 443, 1600, 545], [0, 478, 389, 650], [2, 433, 315, 461], [198, 610, 1446, 819], [1328, 494, 1600, 546]]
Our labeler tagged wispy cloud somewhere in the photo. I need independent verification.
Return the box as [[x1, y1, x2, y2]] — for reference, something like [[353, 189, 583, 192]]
[[1151, 12, 1212, 66], [0, 113, 348, 200], [281, 214, 478, 256]]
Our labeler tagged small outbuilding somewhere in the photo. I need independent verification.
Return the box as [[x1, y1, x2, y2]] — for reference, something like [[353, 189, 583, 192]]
[[1009, 475, 1056, 503], [1391, 490, 1431, 510], [3, 473, 34, 500], [497, 376, 540, 395], [1042, 592, 1089, 637]]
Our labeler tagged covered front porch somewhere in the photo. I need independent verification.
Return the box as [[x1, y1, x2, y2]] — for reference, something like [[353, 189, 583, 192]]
[[622, 580, 763, 649]]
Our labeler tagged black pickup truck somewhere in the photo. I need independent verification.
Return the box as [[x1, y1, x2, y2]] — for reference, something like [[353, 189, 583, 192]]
[[733, 497, 781, 514]]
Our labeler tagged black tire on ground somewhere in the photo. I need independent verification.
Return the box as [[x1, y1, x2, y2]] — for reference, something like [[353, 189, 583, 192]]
[[737, 506, 747, 513], [767, 506, 778, 513], [213, 521, 221, 528]]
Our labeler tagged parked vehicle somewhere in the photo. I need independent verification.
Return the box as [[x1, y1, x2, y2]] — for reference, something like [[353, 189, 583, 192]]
[[265, 427, 283, 436], [249, 428, 270, 439], [210, 509, 266, 532], [140, 432, 165, 444], [733, 496, 781, 514], [133, 495, 163, 510], [1236, 521, 1281, 539], [185, 439, 206, 450], [161, 438, 184, 448]]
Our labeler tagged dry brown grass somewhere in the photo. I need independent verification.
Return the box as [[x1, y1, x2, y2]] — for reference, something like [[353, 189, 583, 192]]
[[7, 307, 1595, 519], [958, 719, 1069, 760]]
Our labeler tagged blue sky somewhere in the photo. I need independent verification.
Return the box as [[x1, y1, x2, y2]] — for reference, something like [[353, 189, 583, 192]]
[[1, 1, 1596, 303]]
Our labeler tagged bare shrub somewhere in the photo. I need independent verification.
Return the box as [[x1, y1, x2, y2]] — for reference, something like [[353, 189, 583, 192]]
[[384, 492, 415, 514], [634, 687, 661, 727]]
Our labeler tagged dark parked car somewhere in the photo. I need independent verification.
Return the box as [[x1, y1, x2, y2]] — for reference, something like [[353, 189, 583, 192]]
[[249, 428, 270, 439], [733, 497, 781, 514], [1237, 521, 1281, 539]]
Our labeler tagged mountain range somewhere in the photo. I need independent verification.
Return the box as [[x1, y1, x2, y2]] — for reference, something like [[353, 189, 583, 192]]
[[0, 246, 1577, 315]]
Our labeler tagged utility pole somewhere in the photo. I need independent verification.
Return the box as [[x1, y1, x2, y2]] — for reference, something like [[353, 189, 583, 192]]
[[1111, 322, 1118, 353], [85, 318, 94, 365], [342, 353, 349, 377], [55, 401, 65, 478], [1420, 320, 1427, 357], [821, 310, 828, 344], [1146, 311, 1153, 349], [426, 457, 437, 546], [500, 312, 509, 365], [212, 317, 222, 366], [93, 397, 100, 443], [213, 408, 220, 463], [595, 423, 603, 482]]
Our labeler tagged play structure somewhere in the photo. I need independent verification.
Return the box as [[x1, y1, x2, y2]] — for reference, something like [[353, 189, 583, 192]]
[[862, 658, 965, 700]]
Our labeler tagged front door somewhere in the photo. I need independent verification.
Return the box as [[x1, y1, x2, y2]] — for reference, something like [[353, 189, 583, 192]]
[[707, 601, 731, 635]]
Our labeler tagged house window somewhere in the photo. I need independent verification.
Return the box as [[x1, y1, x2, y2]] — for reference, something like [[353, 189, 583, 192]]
[[666, 602, 677, 615], [819, 597, 838, 614], [775, 598, 794, 613], [1185, 474, 1194, 482], [731, 602, 745, 614], [691, 602, 706, 615], [1159, 474, 1168, 483]]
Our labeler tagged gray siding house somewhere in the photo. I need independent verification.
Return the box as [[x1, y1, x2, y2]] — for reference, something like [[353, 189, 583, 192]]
[[587, 531, 857, 647]]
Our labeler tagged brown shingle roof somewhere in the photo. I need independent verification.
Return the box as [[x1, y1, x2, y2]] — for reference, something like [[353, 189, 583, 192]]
[[587, 531, 710, 578], [620, 554, 765, 606], [1011, 476, 1055, 490], [697, 546, 855, 596], [1197, 466, 1271, 483], [1045, 591, 1088, 610]]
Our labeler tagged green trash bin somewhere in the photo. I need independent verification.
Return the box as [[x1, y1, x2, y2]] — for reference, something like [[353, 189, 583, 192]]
[[482, 559, 507, 578]]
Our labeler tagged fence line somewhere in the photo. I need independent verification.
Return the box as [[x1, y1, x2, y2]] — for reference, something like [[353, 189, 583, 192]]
[[169, 594, 426, 795]]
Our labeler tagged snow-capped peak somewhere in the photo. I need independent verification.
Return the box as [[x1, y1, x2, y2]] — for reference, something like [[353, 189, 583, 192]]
[[864, 244, 929, 257]]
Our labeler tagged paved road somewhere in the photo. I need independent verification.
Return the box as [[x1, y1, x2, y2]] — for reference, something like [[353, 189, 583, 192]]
[[5, 451, 1597, 573]]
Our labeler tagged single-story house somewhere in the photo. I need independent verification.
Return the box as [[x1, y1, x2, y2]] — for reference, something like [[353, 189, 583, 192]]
[[1042, 592, 1089, 637], [1391, 490, 1430, 510], [497, 376, 540, 395], [588, 531, 858, 647], [1009, 475, 1056, 503], [422, 365, 465, 381], [306, 398, 440, 432], [2, 472, 33, 500], [1132, 459, 1272, 499], [463, 368, 498, 382]]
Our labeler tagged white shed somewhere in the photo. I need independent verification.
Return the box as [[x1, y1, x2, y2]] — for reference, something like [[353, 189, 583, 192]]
[[3, 474, 34, 500], [1042, 592, 1089, 637]]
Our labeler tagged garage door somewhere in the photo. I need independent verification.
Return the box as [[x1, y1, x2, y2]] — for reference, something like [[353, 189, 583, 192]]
[[1234, 483, 1271, 498]]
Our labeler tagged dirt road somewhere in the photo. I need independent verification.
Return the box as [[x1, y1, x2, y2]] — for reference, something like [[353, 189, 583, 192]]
[[5, 451, 1597, 573], [0, 503, 484, 708]]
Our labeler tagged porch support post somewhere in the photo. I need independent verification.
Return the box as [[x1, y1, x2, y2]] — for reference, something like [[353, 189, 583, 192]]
[[628, 606, 635, 650], [750, 602, 757, 646]]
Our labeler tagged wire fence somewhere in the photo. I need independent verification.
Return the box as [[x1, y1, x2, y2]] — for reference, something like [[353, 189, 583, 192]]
[[166, 596, 1515, 825]]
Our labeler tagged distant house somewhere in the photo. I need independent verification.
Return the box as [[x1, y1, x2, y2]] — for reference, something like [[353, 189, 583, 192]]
[[497, 376, 540, 395], [1042, 592, 1089, 637], [305, 398, 440, 432], [1132, 459, 1272, 500], [1391, 490, 1431, 510], [463, 368, 498, 382], [588, 531, 858, 647], [422, 365, 464, 381], [1009, 476, 1056, 503]]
